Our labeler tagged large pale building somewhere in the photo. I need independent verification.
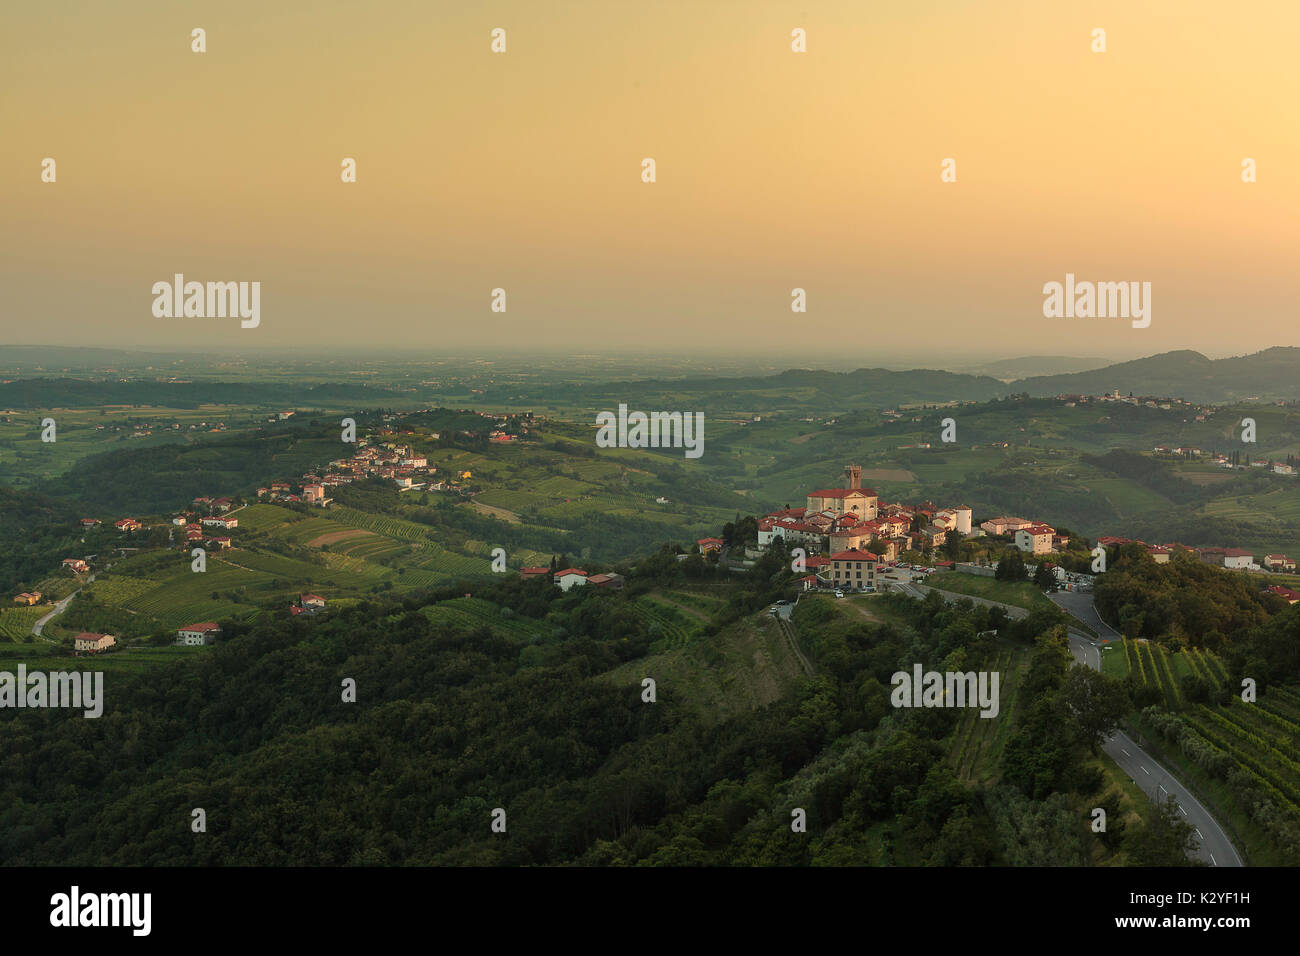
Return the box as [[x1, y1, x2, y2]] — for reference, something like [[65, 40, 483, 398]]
[[806, 465, 878, 519], [829, 549, 879, 589]]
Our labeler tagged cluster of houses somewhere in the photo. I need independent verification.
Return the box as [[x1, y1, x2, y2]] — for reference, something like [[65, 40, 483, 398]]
[[754, 465, 974, 563], [1152, 446, 1297, 475], [518, 567, 625, 591], [1096, 536, 1294, 576], [171, 498, 240, 550], [262, 439, 438, 501], [979, 517, 1067, 555]]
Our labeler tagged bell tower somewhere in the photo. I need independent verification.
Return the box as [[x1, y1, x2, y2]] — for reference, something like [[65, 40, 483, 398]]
[[844, 464, 862, 490]]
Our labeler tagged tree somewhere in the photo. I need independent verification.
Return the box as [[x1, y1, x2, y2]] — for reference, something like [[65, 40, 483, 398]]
[[1059, 667, 1128, 753], [1033, 561, 1056, 589], [1127, 795, 1202, 866], [996, 549, 1027, 582]]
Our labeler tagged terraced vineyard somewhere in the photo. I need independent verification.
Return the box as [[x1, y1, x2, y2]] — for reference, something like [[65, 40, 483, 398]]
[[947, 645, 1028, 784], [0, 606, 43, 642], [117, 563, 270, 629], [1145, 686, 1300, 856], [420, 597, 548, 640], [329, 507, 433, 542], [231, 503, 302, 533], [81, 575, 157, 605], [629, 595, 709, 651], [1113, 638, 1229, 709]]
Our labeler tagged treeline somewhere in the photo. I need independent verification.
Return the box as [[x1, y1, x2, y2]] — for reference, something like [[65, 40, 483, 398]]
[[51, 426, 350, 511], [1081, 449, 1201, 505], [0, 378, 406, 410], [1094, 546, 1274, 653]]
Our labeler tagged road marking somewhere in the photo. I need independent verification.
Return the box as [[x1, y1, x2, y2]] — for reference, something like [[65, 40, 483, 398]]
[[1140, 766, 1149, 775], [1195, 828, 1203, 838], [1180, 807, 1187, 816], [1158, 785, 1167, 794], [1121, 749, 1131, 756], [1210, 853, 1217, 866]]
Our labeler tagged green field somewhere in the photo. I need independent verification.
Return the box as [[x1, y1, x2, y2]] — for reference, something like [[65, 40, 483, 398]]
[[922, 573, 1057, 612]]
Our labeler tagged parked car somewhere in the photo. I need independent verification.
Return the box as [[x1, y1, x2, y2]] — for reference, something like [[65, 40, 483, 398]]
[[833, 590, 845, 598]]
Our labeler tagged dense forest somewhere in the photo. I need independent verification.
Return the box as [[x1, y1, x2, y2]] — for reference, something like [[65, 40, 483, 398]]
[[0, 565, 1197, 866], [0, 486, 86, 593]]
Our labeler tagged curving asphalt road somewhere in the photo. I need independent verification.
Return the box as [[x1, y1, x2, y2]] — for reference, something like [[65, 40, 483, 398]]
[[888, 579, 1243, 866], [31, 572, 95, 641]]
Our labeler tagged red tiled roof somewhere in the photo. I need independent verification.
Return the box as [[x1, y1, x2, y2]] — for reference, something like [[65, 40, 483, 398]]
[[830, 549, 879, 562], [554, 568, 587, 577]]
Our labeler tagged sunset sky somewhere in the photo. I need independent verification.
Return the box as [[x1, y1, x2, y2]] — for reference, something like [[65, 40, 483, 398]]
[[3, 0, 1297, 361]]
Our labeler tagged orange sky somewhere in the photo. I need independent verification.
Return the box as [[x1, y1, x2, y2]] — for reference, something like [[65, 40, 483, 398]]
[[3, 0, 1297, 359]]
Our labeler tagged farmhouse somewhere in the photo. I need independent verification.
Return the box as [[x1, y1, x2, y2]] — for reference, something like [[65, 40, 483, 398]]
[[1264, 554, 1296, 571], [114, 518, 141, 532], [74, 632, 116, 654], [697, 538, 724, 554], [519, 567, 550, 581], [80, 518, 101, 528], [1222, 548, 1254, 570], [554, 569, 588, 592], [176, 622, 222, 646], [588, 573, 625, 590], [12, 592, 42, 605], [300, 594, 327, 609], [62, 558, 89, 573], [1145, 545, 1171, 564], [1267, 585, 1300, 605]]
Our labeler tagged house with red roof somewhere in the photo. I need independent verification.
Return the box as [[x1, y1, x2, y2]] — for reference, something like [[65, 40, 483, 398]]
[[697, 537, 724, 554], [176, 622, 222, 646], [1222, 548, 1254, 570], [554, 568, 588, 592], [1266, 585, 1300, 605], [74, 632, 116, 654], [829, 549, 878, 590], [1014, 523, 1055, 555]]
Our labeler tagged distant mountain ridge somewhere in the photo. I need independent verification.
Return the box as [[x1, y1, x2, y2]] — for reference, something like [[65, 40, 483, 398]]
[[1011, 347, 1300, 402]]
